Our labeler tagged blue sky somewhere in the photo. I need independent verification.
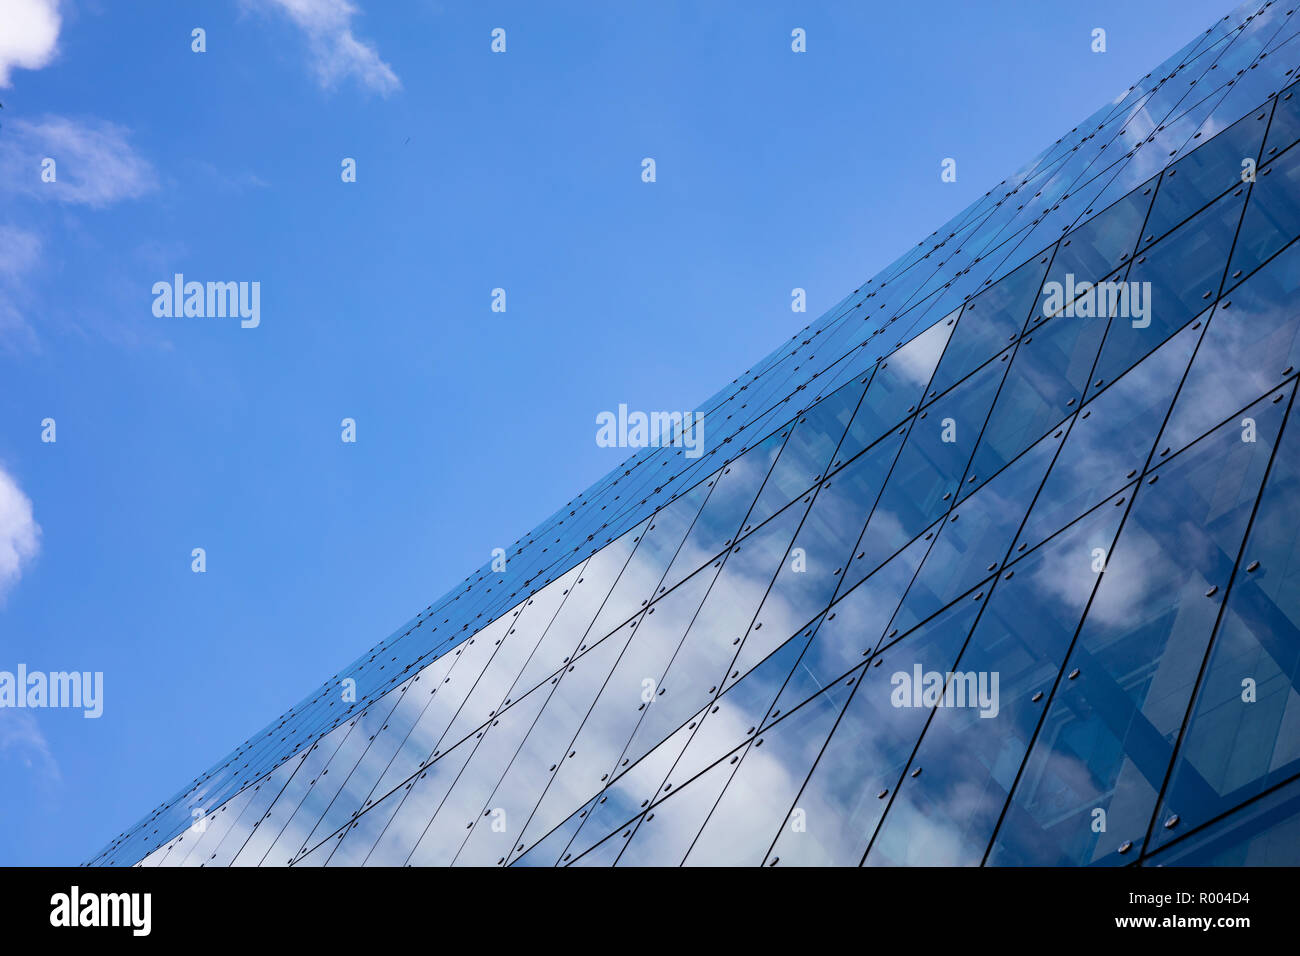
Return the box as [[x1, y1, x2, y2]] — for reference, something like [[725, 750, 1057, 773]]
[[0, 0, 1233, 865]]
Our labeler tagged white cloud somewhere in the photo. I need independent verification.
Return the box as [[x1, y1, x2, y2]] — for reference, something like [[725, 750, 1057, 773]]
[[0, 464, 40, 601], [0, 0, 60, 87], [247, 0, 400, 94], [0, 116, 157, 207]]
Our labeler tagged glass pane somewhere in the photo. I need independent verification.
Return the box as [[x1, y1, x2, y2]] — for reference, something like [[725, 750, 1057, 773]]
[[455, 626, 630, 866], [566, 824, 635, 866], [514, 610, 680, 855], [890, 429, 1062, 635], [620, 502, 806, 763], [658, 431, 784, 593], [361, 736, 477, 865], [836, 316, 954, 461], [289, 681, 410, 858], [1153, 401, 1300, 848], [1228, 139, 1300, 277], [988, 388, 1289, 866], [1141, 109, 1268, 247], [864, 497, 1125, 865], [1150, 773, 1300, 866], [177, 787, 258, 867], [929, 255, 1051, 398], [351, 644, 463, 816], [1017, 323, 1200, 552], [583, 484, 709, 642], [1262, 86, 1300, 161], [431, 579, 580, 768], [616, 757, 738, 867], [1042, 179, 1156, 293], [764, 593, 987, 866], [844, 354, 1007, 582], [773, 531, 932, 716], [1159, 238, 1300, 455], [255, 717, 362, 866], [965, 307, 1106, 489], [685, 685, 848, 867], [732, 433, 903, 681], [510, 796, 597, 867], [328, 780, 411, 867], [562, 714, 701, 861], [403, 683, 552, 866], [505, 552, 623, 702], [1090, 187, 1245, 390], [204, 758, 299, 867], [672, 633, 812, 785], [748, 379, 867, 524]]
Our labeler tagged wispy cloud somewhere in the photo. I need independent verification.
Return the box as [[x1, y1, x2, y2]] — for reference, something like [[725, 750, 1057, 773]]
[[0, 116, 157, 207], [0, 710, 60, 784], [189, 159, 271, 193], [0, 464, 40, 602], [0, 0, 61, 87], [245, 0, 400, 94], [0, 225, 42, 350], [0, 225, 41, 278]]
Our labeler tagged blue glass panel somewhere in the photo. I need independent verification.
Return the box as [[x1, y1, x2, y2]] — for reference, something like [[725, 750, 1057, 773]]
[[615, 757, 736, 867], [964, 308, 1106, 490], [1150, 773, 1300, 865], [865, 497, 1126, 865], [890, 429, 1062, 635], [988, 388, 1289, 866], [836, 316, 954, 462], [1018, 323, 1200, 552], [1262, 84, 1300, 160], [844, 355, 1007, 583], [1141, 109, 1269, 246], [764, 593, 987, 866], [516, 606, 688, 850], [748, 380, 867, 524], [1042, 179, 1157, 295], [1229, 144, 1300, 278], [675, 631, 813, 782], [1160, 239, 1300, 455], [561, 714, 700, 861], [1090, 187, 1245, 391], [733, 433, 904, 678], [771, 531, 932, 718], [658, 430, 784, 593], [402, 683, 552, 866], [929, 255, 1051, 398], [621, 501, 807, 763], [685, 684, 847, 867], [510, 796, 597, 868], [1153, 400, 1300, 848], [454, 626, 630, 866]]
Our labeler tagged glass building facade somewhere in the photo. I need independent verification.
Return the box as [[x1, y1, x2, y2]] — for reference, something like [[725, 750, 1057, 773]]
[[94, 0, 1300, 867]]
